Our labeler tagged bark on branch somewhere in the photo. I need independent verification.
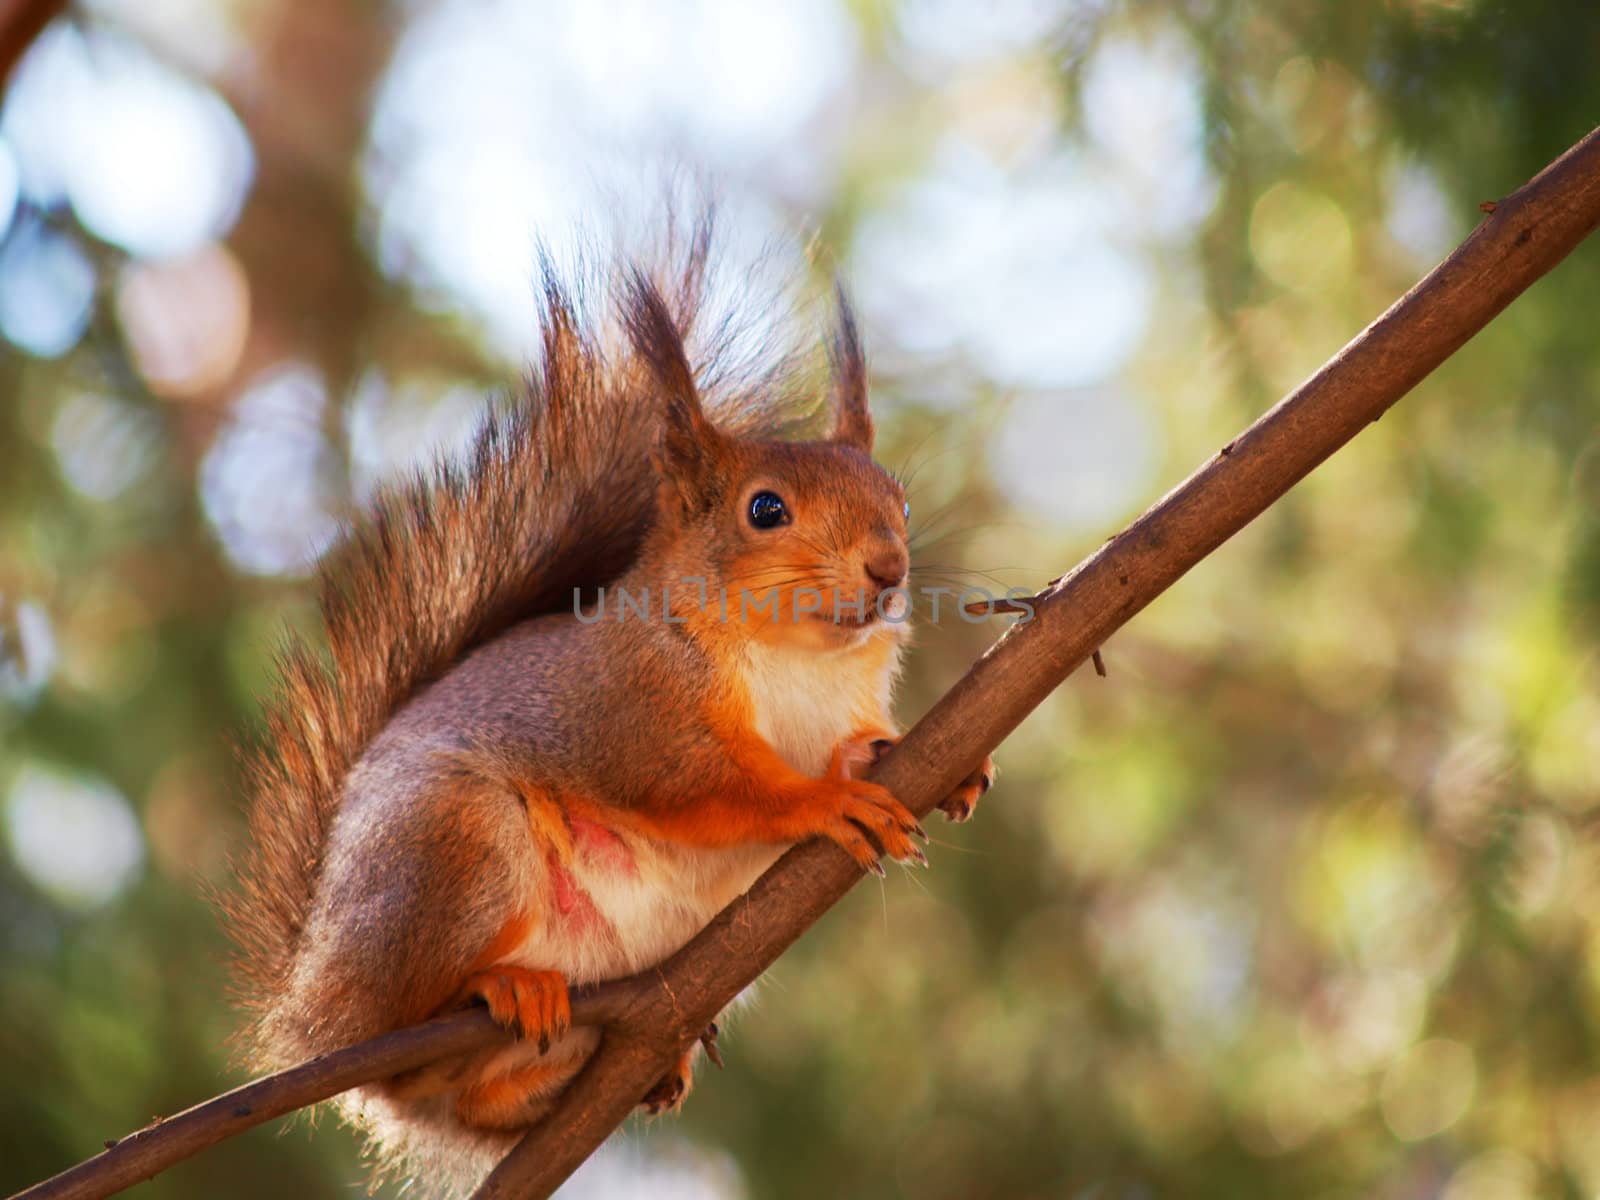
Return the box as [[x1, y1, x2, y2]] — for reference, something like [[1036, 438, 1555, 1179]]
[[10, 988, 636, 1200], [11, 124, 1600, 1200]]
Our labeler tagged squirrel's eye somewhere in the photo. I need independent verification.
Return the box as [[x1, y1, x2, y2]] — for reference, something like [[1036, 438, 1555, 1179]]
[[903, 501, 911, 522], [748, 491, 789, 529]]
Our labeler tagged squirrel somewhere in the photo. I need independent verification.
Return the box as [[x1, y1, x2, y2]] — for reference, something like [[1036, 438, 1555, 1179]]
[[223, 221, 994, 1195]]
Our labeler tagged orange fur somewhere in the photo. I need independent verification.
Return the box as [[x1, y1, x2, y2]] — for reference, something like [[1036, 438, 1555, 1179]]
[[466, 912, 539, 976], [517, 783, 578, 866], [455, 966, 570, 1048], [456, 1059, 571, 1130], [841, 733, 998, 822], [619, 705, 922, 868], [938, 757, 997, 823]]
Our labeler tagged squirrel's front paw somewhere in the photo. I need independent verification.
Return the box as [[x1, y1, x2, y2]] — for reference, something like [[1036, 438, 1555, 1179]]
[[459, 966, 571, 1052], [817, 778, 927, 874], [845, 734, 996, 825]]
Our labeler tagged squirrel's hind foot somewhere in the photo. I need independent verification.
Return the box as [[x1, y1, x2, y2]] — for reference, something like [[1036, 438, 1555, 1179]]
[[640, 1022, 723, 1115], [454, 1057, 567, 1130], [640, 1049, 695, 1116], [938, 756, 996, 823]]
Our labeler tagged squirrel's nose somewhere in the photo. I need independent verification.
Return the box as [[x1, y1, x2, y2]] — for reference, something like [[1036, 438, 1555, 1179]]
[[864, 542, 908, 590]]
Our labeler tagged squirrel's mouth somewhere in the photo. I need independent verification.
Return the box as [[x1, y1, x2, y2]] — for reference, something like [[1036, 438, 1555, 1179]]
[[826, 609, 878, 630], [815, 586, 908, 630]]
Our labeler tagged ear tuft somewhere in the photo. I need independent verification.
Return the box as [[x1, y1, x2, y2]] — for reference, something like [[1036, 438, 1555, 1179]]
[[624, 268, 722, 508], [827, 285, 874, 453]]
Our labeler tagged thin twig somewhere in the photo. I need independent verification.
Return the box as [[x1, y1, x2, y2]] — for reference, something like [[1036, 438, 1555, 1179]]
[[963, 597, 1106, 673], [9, 985, 636, 1200]]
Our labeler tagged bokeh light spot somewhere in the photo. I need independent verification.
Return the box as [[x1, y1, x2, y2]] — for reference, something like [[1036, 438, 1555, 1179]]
[[346, 373, 489, 501], [0, 599, 56, 703], [1380, 1038, 1476, 1141], [560, 1135, 745, 1199], [989, 387, 1157, 531], [1081, 33, 1216, 236], [1, 24, 253, 259], [855, 143, 1153, 389], [1302, 969, 1426, 1073], [115, 242, 251, 397], [79, 0, 246, 75], [4, 763, 144, 909], [51, 391, 162, 502], [1442, 1148, 1540, 1200], [200, 366, 343, 577], [1250, 182, 1353, 293], [1387, 160, 1457, 264], [894, 0, 1070, 71], [0, 136, 19, 242], [365, 0, 853, 357], [0, 218, 95, 357]]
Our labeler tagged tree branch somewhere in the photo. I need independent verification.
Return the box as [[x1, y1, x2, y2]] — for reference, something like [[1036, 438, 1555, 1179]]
[[11, 987, 637, 1200], [472, 124, 1600, 1198], [10, 124, 1600, 1200]]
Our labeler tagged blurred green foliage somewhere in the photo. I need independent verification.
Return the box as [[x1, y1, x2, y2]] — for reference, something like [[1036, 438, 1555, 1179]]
[[4, 2, 1600, 1198]]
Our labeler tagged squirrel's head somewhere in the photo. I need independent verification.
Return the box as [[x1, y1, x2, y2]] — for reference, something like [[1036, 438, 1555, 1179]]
[[627, 272, 910, 652]]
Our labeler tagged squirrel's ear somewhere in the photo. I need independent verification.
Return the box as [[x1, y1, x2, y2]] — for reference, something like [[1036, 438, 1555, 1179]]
[[827, 286, 874, 453], [624, 268, 723, 508]]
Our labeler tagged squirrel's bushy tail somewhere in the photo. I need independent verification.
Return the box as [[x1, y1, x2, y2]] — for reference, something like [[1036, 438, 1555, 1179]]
[[222, 216, 831, 1064]]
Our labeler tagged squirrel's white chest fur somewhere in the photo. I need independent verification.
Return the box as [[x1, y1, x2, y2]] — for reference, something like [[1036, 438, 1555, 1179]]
[[511, 634, 904, 986], [737, 637, 902, 775]]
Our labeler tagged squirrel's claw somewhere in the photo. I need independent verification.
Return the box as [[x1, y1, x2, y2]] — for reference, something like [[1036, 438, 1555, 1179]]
[[848, 731, 995, 829], [459, 966, 570, 1051], [641, 1046, 699, 1116], [834, 779, 923, 866], [814, 734, 935, 871], [640, 1071, 686, 1116], [640, 1024, 725, 1114], [700, 1021, 725, 1069]]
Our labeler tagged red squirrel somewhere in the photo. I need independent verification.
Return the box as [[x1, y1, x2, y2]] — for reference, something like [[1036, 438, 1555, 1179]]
[[225, 225, 994, 1194]]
